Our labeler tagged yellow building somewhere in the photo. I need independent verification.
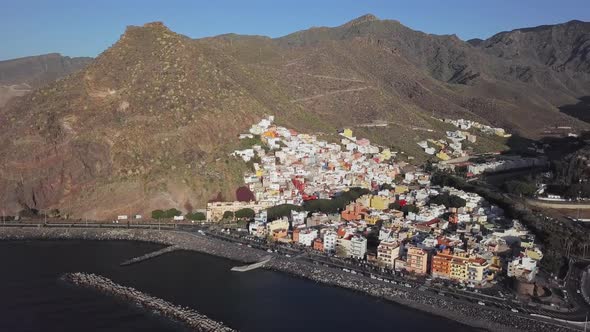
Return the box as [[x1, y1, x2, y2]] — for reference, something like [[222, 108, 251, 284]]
[[525, 248, 543, 261], [394, 185, 409, 194], [365, 215, 380, 225], [467, 258, 489, 285], [370, 195, 389, 210], [450, 258, 469, 281], [342, 128, 353, 138], [428, 139, 446, 149], [267, 219, 289, 233], [380, 148, 392, 161], [436, 151, 450, 161]]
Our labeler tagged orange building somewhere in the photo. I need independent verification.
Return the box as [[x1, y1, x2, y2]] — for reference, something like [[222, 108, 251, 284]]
[[292, 228, 300, 243], [432, 249, 453, 278], [405, 246, 429, 275], [313, 238, 324, 251], [271, 229, 288, 241], [341, 202, 367, 221]]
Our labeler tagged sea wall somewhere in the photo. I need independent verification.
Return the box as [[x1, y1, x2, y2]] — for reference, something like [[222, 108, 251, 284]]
[[0, 227, 265, 263]]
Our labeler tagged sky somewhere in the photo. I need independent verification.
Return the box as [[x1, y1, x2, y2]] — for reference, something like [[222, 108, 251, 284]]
[[1, 0, 589, 60]]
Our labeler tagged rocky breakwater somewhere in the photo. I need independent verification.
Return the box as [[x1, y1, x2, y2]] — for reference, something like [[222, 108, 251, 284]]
[[267, 259, 578, 332], [63, 272, 236, 332]]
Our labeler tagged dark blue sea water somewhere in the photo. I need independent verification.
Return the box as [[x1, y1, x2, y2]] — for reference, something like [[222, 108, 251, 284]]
[[0, 241, 475, 331]]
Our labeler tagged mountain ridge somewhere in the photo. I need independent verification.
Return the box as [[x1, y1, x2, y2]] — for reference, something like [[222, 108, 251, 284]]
[[0, 53, 92, 107], [0, 15, 588, 219]]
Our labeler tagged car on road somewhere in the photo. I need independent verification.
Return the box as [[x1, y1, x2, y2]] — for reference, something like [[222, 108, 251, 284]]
[[478, 301, 486, 306]]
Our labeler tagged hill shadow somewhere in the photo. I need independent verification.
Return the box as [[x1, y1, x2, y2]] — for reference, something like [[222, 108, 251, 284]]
[[559, 96, 590, 123], [504, 132, 587, 162]]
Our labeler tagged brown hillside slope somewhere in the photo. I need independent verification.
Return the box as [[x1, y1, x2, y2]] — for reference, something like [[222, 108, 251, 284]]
[[0, 16, 589, 218]]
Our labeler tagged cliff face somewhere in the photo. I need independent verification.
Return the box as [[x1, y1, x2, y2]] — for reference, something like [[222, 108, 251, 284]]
[[0, 16, 589, 218]]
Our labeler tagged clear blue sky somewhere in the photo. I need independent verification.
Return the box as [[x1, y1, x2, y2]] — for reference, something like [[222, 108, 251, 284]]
[[1, 0, 589, 60]]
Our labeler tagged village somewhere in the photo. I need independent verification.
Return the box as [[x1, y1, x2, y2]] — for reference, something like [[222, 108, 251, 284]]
[[221, 116, 544, 290]]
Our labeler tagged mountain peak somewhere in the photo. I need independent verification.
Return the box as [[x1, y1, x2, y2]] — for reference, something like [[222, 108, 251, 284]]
[[142, 21, 168, 29], [121, 21, 172, 38], [344, 14, 379, 27]]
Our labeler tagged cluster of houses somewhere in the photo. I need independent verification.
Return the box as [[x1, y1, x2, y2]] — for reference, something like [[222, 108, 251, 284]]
[[440, 118, 512, 138], [231, 117, 543, 286], [233, 116, 400, 206], [245, 182, 543, 286], [417, 131, 477, 161], [417, 118, 513, 161]]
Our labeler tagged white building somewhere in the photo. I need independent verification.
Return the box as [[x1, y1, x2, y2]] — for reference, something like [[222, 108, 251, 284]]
[[291, 210, 307, 227], [323, 231, 338, 253], [377, 240, 400, 269], [350, 236, 367, 259], [298, 229, 318, 247], [507, 256, 538, 282]]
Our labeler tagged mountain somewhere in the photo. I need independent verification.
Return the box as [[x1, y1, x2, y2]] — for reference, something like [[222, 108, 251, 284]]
[[0, 16, 589, 219], [0, 53, 92, 107]]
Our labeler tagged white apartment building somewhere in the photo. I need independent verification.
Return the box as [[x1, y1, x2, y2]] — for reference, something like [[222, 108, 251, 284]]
[[350, 236, 367, 259], [323, 231, 338, 253], [298, 229, 319, 247], [377, 240, 400, 269], [507, 256, 538, 282]]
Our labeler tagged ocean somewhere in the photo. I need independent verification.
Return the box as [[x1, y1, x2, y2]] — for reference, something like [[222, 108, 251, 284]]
[[0, 240, 475, 331]]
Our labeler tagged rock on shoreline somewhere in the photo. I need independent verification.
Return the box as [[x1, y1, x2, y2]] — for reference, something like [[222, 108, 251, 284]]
[[63, 272, 235, 332], [0, 227, 578, 332]]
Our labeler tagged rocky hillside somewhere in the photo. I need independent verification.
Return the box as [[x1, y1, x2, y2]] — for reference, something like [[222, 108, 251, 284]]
[[0, 16, 589, 219], [0, 53, 91, 107]]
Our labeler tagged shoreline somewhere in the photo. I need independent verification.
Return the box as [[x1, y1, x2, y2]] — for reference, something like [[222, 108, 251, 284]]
[[0, 227, 579, 332]]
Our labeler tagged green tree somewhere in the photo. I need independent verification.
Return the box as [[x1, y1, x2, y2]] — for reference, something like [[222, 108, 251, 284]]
[[164, 208, 182, 218], [430, 193, 466, 208], [449, 195, 467, 208], [186, 212, 206, 221], [267, 204, 302, 220], [151, 209, 165, 219], [503, 180, 537, 196], [401, 204, 419, 216], [303, 199, 339, 214], [235, 208, 255, 219], [222, 210, 235, 220], [388, 202, 402, 210], [237, 219, 249, 229]]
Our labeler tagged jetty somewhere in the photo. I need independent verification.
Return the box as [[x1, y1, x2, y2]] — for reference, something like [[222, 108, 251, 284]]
[[63, 272, 235, 331], [120, 245, 180, 266], [231, 255, 272, 272]]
